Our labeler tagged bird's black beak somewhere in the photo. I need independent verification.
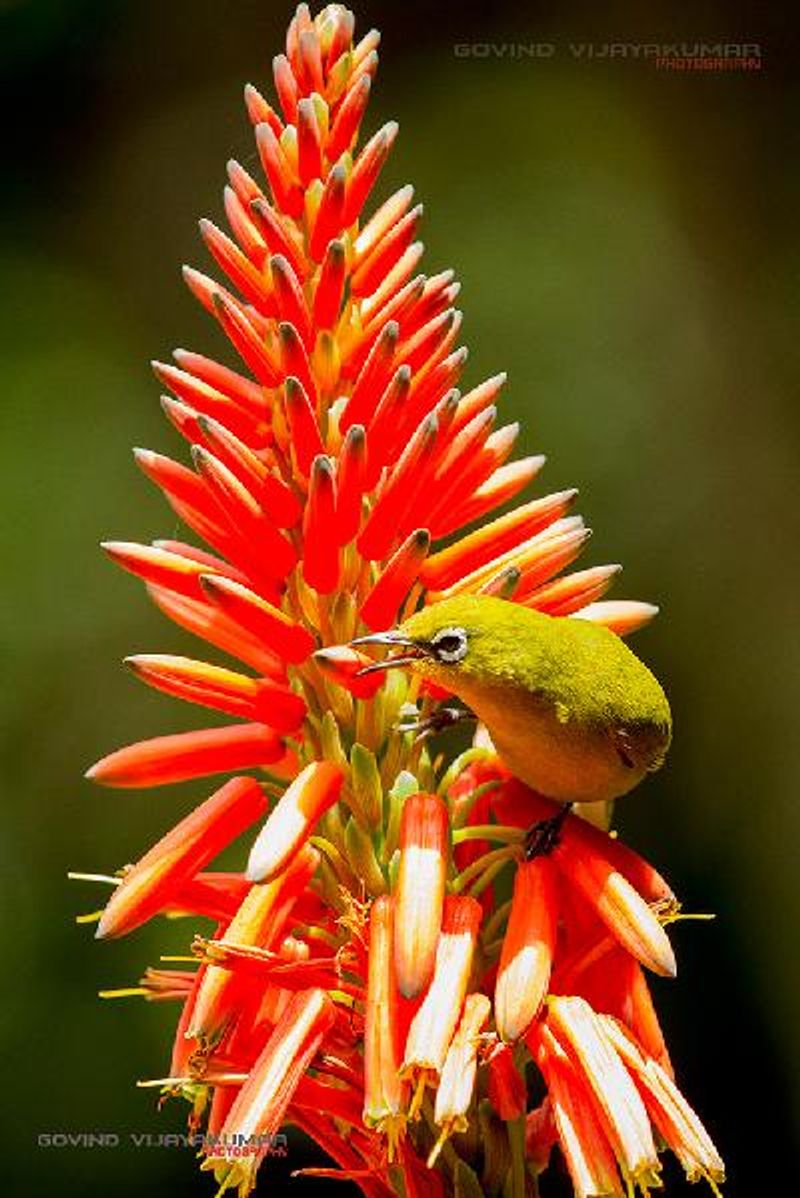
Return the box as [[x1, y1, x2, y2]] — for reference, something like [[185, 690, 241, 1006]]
[[350, 631, 429, 676]]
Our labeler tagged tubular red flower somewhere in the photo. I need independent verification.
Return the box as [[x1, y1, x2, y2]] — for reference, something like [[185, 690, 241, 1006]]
[[543, 996, 662, 1189], [84, 7, 722, 1194], [393, 793, 449, 999], [124, 654, 307, 734], [246, 760, 344, 882], [85, 723, 286, 789], [363, 896, 407, 1152], [95, 777, 267, 939], [312, 644, 385, 699], [402, 896, 482, 1089], [359, 529, 431, 631], [198, 573, 315, 664], [495, 857, 559, 1043]]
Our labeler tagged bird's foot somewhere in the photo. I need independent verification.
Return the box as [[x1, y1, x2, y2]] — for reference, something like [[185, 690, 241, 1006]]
[[397, 705, 474, 740], [525, 802, 574, 860]]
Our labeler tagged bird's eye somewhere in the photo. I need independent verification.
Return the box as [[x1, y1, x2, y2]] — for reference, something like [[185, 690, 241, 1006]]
[[430, 627, 468, 664]]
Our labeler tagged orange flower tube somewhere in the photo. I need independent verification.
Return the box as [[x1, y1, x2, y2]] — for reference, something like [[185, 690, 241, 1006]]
[[246, 760, 344, 882], [393, 792, 449, 998], [495, 856, 559, 1043], [95, 777, 266, 939]]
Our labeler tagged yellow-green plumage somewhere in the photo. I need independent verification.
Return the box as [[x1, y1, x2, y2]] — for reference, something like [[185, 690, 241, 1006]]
[[399, 595, 671, 804]]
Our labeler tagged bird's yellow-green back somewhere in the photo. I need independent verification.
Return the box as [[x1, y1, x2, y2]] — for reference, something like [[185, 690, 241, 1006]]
[[399, 596, 671, 803]]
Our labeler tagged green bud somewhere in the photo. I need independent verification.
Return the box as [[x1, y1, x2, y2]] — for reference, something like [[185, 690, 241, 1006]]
[[385, 770, 418, 858], [350, 743, 383, 828], [344, 817, 386, 897]]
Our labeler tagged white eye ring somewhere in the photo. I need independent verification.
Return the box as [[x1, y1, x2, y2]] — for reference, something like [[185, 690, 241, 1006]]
[[431, 626, 468, 664]]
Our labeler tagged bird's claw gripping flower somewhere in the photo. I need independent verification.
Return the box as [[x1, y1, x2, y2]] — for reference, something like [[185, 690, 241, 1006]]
[[79, 4, 724, 1195]]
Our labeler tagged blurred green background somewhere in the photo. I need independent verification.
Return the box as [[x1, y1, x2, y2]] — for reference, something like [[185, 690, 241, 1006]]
[[1, 0, 797, 1194]]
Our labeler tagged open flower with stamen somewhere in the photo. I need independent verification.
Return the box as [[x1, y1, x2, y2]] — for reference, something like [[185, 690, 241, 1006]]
[[79, 5, 724, 1195]]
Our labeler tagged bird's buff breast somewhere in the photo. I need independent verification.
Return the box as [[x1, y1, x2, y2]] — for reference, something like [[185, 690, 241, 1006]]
[[454, 678, 647, 804]]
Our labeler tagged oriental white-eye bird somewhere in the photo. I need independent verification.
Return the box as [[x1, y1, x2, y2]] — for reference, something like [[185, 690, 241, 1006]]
[[352, 595, 671, 829]]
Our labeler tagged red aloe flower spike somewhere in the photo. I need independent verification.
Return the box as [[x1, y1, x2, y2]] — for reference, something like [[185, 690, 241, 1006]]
[[246, 761, 344, 882], [186, 844, 319, 1048], [363, 896, 407, 1154], [393, 793, 449, 999], [85, 723, 286, 790], [95, 777, 266, 939], [495, 857, 559, 1043], [201, 989, 336, 1194], [86, 6, 722, 1190]]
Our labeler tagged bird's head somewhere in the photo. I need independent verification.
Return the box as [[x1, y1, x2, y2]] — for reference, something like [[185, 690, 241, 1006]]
[[351, 595, 532, 688]]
